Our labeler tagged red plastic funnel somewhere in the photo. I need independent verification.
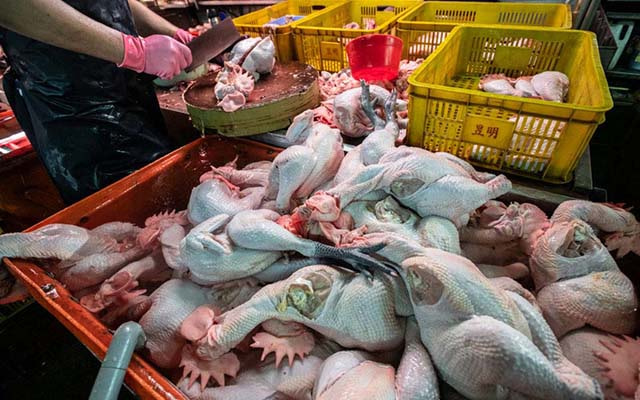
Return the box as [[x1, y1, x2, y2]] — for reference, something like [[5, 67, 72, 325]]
[[346, 34, 403, 81]]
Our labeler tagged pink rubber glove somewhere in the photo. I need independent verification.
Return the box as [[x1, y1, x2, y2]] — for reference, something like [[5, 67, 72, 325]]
[[118, 33, 192, 80], [173, 29, 195, 45]]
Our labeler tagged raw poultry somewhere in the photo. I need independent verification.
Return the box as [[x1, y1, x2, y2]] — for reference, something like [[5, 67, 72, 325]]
[[214, 37, 276, 112], [479, 71, 570, 102], [1, 81, 639, 400], [314, 60, 420, 132]]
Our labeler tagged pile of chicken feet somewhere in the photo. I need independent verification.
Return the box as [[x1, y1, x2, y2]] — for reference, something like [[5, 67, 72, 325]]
[[1, 81, 640, 400]]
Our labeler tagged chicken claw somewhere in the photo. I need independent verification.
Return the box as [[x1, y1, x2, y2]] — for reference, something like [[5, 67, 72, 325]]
[[180, 345, 240, 390], [594, 334, 640, 398], [360, 79, 385, 129], [312, 241, 398, 278], [251, 330, 315, 367]]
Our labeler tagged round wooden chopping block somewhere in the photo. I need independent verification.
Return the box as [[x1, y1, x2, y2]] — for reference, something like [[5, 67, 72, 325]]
[[183, 63, 320, 136]]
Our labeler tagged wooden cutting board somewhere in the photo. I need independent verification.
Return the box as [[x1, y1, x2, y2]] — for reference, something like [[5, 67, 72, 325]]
[[183, 62, 319, 136]]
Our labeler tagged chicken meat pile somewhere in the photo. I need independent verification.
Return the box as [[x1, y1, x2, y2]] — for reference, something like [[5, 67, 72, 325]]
[[214, 37, 276, 112], [1, 81, 639, 400], [314, 60, 421, 137], [479, 71, 570, 102]]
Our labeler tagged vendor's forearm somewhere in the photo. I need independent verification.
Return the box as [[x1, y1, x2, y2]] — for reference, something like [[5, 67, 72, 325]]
[[0, 0, 124, 64], [128, 0, 179, 37]]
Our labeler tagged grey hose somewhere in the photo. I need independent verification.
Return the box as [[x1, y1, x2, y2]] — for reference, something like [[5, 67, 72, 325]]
[[89, 321, 146, 400]]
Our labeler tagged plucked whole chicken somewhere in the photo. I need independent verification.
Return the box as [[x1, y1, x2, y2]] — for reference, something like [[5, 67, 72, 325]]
[[1, 78, 639, 400]]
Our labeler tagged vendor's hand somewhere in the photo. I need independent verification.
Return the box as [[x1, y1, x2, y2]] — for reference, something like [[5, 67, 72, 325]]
[[118, 33, 192, 80], [173, 29, 195, 45]]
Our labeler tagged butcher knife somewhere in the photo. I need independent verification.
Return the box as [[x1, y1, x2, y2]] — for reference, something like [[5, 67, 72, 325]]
[[185, 18, 242, 72]]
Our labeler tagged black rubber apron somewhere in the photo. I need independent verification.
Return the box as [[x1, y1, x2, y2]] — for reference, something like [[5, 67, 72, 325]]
[[0, 0, 173, 204]]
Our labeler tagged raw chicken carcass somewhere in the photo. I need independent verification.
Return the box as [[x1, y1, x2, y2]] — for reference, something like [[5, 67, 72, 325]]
[[478, 74, 524, 97], [141, 279, 212, 369], [551, 200, 640, 258], [342, 20, 376, 29], [530, 220, 618, 290], [139, 279, 259, 370], [201, 157, 271, 190], [314, 350, 397, 399], [214, 62, 255, 112], [560, 328, 640, 400], [461, 201, 550, 255], [182, 210, 395, 285], [0, 222, 133, 261], [317, 70, 360, 101], [305, 146, 511, 227], [333, 84, 405, 137], [226, 209, 398, 278], [313, 319, 439, 400], [478, 71, 569, 102], [536, 270, 637, 337], [348, 233, 602, 400], [403, 251, 602, 400], [79, 249, 171, 323], [530, 219, 637, 337], [0, 222, 179, 291], [180, 214, 281, 284], [229, 37, 276, 80], [530, 71, 569, 102], [265, 110, 344, 212], [179, 265, 406, 388], [461, 240, 529, 268], [514, 76, 540, 98], [333, 81, 400, 185], [355, 81, 400, 166], [187, 176, 265, 225], [137, 209, 191, 250], [344, 196, 461, 255], [395, 59, 424, 100], [179, 353, 324, 399]]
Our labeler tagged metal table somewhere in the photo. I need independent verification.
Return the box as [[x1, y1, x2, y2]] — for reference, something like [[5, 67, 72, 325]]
[[156, 86, 603, 211]]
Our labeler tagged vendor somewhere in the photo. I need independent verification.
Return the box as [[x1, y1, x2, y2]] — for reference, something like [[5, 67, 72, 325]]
[[0, 0, 194, 204]]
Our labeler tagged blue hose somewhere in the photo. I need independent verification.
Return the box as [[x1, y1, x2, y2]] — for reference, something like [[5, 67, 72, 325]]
[[89, 321, 146, 400]]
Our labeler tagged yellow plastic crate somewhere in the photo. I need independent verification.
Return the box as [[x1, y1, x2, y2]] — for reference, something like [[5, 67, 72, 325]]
[[292, 0, 422, 72], [407, 25, 613, 184], [398, 2, 572, 60], [233, 0, 342, 62]]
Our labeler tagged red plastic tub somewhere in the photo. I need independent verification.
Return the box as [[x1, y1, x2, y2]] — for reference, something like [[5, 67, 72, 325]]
[[346, 34, 403, 81]]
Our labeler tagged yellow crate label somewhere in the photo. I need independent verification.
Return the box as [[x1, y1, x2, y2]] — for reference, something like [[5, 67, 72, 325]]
[[462, 115, 515, 148], [494, 46, 533, 71], [320, 41, 342, 61]]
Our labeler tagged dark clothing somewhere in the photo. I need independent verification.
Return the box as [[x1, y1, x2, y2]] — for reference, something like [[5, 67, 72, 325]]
[[0, 0, 173, 204]]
